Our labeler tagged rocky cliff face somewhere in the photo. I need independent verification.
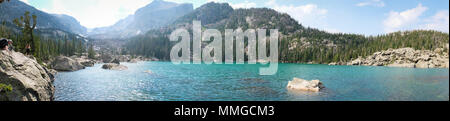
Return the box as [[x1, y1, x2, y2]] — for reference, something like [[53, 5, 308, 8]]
[[331, 48, 449, 68], [0, 51, 55, 101]]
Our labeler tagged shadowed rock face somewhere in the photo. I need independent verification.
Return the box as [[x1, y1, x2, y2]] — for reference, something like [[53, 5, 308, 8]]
[[0, 51, 54, 101], [50, 56, 85, 71]]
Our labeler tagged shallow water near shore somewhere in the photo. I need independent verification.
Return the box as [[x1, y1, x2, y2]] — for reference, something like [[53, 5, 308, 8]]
[[54, 62, 449, 101]]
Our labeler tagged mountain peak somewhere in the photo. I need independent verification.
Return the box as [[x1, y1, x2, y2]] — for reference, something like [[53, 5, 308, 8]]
[[200, 2, 232, 10], [174, 2, 233, 25], [0, 0, 87, 34], [152, 0, 168, 4], [150, 0, 174, 5], [87, 0, 193, 39], [135, 0, 184, 15]]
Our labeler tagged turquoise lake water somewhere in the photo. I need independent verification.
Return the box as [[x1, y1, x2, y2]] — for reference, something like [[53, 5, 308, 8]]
[[54, 62, 449, 101]]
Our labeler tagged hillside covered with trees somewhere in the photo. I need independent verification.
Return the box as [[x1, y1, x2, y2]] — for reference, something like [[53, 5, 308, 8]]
[[125, 2, 449, 64], [1, 11, 88, 64]]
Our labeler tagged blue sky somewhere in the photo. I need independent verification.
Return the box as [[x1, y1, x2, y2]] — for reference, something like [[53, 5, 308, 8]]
[[20, 0, 449, 35]]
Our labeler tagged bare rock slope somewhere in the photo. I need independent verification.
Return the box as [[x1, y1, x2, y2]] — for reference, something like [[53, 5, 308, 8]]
[[0, 51, 55, 101], [331, 48, 449, 68]]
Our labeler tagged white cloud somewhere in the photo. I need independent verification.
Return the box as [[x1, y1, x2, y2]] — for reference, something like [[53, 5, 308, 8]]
[[19, 0, 29, 4], [265, 0, 277, 7], [265, 0, 334, 32], [383, 4, 428, 33], [421, 10, 449, 33], [206, 0, 225, 2], [272, 4, 328, 28], [230, 1, 257, 9], [41, 0, 153, 28], [356, 0, 385, 7]]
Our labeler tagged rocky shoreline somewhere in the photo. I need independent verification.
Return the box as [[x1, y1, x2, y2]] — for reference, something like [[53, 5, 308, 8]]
[[48, 54, 156, 72], [329, 48, 449, 68], [0, 50, 157, 101]]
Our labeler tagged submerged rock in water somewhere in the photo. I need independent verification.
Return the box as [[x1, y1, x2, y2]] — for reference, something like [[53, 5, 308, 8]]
[[287, 78, 324, 92], [144, 70, 153, 74], [102, 63, 128, 70], [51, 56, 85, 71], [0, 51, 55, 101]]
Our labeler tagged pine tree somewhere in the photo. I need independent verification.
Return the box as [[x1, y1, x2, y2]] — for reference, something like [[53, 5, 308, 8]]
[[13, 11, 37, 54], [88, 45, 96, 59]]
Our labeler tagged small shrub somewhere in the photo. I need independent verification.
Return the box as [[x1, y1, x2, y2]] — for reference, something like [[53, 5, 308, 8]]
[[0, 83, 13, 92]]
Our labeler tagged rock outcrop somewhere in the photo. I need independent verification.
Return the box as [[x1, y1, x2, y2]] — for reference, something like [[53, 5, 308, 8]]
[[100, 54, 158, 64], [80, 61, 95, 67], [116, 55, 131, 62], [328, 62, 346, 66], [100, 54, 114, 63], [102, 63, 128, 70], [287, 78, 324, 92], [72, 56, 96, 67], [50, 56, 85, 71], [111, 58, 121, 64], [128, 56, 154, 63], [0, 51, 55, 101], [332, 48, 449, 68], [129, 59, 140, 63]]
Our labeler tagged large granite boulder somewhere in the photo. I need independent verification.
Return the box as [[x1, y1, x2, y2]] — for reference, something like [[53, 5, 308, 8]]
[[80, 61, 95, 67], [0, 51, 54, 101], [387, 60, 416, 68], [102, 63, 128, 70], [348, 58, 363, 65], [51, 56, 85, 71], [287, 78, 324, 92], [415, 60, 431, 68]]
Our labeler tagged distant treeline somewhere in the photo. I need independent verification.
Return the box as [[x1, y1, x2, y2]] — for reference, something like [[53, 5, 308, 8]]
[[280, 29, 449, 63], [125, 29, 449, 63]]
